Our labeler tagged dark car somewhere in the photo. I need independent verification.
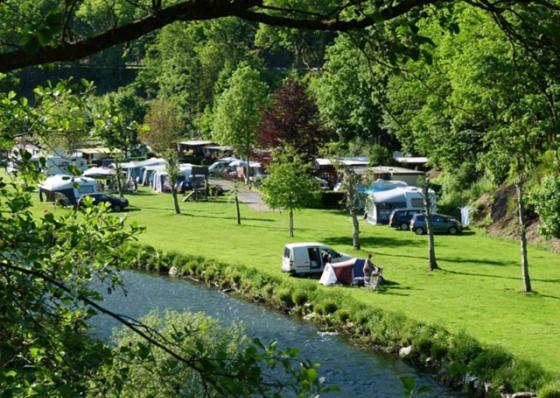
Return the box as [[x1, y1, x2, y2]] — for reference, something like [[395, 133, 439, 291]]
[[389, 208, 424, 230], [77, 193, 129, 212], [410, 213, 462, 235]]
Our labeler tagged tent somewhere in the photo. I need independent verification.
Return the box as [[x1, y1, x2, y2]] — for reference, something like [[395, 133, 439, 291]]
[[83, 166, 116, 178], [151, 164, 193, 193], [319, 258, 366, 286], [365, 186, 436, 225], [38, 174, 97, 205], [121, 158, 166, 182], [141, 164, 166, 186]]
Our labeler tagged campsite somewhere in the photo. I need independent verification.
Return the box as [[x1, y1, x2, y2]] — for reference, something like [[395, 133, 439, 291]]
[[2, 1, 560, 396]]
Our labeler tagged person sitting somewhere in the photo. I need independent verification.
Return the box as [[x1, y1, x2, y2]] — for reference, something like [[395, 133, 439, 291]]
[[363, 253, 382, 287]]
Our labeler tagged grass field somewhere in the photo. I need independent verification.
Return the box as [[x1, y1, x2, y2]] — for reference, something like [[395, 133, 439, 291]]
[[33, 188, 560, 373]]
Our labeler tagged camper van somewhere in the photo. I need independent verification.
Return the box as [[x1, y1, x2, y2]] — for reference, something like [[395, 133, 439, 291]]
[[281, 243, 351, 275], [365, 186, 436, 225]]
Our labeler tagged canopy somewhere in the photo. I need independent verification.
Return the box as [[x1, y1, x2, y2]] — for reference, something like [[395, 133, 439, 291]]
[[83, 166, 116, 178]]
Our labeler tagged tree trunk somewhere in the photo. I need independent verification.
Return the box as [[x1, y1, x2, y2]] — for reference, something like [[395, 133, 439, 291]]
[[423, 180, 439, 271], [245, 156, 250, 187], [289, 208, 294, 237], [172, 186, 181, 215], [351, 210, 360, 250], [235, 192, 241, 225], [516, 178, 532, 292], [114, 158, 124, 198]]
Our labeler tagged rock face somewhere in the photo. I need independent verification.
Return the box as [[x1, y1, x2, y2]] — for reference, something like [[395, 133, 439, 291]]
[[399, 345, 412, 358]]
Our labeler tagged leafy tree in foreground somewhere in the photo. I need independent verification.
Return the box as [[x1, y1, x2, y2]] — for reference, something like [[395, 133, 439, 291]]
[[259, 78, 331, 160], [212, 63, 268, 184], [261, 146, 319, 237]]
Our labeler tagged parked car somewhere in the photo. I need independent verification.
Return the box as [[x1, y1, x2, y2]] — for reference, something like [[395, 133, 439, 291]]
[[77, 193, 129, 212], [281, 242, 352, 275], [410, 213, 462, 235], [389, 208, 424, 230]]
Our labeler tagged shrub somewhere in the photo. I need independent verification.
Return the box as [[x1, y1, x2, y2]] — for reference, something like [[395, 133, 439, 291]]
[[335, 309, 350, 323], [292, 290, 308, 306], [530, 174, 560, 238], [468, 347, 512, 379], [447, 332, 483, 364], [276, 288, 294, 307], [323, 301, 338, 314], [539, 383, 560, 398]]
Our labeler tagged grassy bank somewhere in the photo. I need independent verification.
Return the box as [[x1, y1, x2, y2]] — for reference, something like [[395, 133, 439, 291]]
[[32, 189, 560, 380]]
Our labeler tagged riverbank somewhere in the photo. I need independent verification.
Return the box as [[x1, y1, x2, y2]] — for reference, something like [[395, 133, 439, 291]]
[[30, 189, 560, 395], [116, 244, 552, 397]]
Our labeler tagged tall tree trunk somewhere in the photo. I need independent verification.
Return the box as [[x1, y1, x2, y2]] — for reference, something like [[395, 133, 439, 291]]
[[423, 179, 439, 271], [114, 158, 124, 197], [245, 156, 250, 186], [351, 210, 360, 250], [235, 192, 241, 225], [289, 208, 294, 237], [516, 178, 532, 292], [172, 186, 181, 215]]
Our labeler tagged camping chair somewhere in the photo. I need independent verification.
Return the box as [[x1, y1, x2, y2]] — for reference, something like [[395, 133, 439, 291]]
[[365, 266, 384, 289]]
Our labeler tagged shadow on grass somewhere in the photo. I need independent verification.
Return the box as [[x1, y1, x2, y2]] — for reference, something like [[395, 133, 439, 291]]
[[183, 213, 276, 223], [374, 250, 513, 267], [323, 235, 424, 249], [443, 269, 560, 286]]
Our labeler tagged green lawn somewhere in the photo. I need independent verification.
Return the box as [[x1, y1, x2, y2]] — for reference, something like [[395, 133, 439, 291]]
[[34, 189, 560, 373]]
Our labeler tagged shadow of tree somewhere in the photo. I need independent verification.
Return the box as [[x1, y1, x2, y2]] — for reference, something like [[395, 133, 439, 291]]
[[322, 235, 425, 249]]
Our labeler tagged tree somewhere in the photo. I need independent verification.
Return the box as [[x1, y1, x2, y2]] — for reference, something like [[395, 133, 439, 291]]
[[338, 166, 364, 250], [142, 99, 184, 214], [421, 178, 439, 271], [2, 0, 557, 73], [261, 146, 319, 237], [227, 182, 243, 225], [212, 63, 268, 183], [259, 78, 331, 160], [141, 99, 183, 155], [33, 79, 95, 154]]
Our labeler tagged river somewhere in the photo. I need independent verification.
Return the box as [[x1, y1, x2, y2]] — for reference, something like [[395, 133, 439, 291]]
[[90, 270, 457, 397]]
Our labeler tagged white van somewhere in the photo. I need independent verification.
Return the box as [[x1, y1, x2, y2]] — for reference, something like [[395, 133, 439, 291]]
[[281, 242, 351, 275]]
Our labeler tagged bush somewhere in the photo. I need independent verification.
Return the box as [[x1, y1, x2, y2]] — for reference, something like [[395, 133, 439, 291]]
[[447, 332, 483, 364], [530, 174, 560, 238], [539, 383, 560, 398], [292, 290, 308, 306], [276, 288, 294, 307], [323, 301, 338, 314], [468, 347, 512, 379]]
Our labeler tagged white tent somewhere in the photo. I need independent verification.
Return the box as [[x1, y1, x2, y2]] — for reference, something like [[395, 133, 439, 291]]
[[151, 164, 193, 193], [121, 158, 166, 182], [365, 186, 436, 225], [141, 164, 166, 186], [83, 166, 116, 178], [39, 174, 97, 204]]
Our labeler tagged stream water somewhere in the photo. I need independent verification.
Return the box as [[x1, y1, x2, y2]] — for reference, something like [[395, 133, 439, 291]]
[[90, 270, 457, 397]]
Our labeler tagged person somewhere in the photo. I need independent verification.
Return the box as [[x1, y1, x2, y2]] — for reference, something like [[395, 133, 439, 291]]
[[363, 253, 381, 286]]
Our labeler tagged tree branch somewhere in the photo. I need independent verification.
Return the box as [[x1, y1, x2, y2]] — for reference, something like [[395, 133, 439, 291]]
[[0, 0, 441, 73]]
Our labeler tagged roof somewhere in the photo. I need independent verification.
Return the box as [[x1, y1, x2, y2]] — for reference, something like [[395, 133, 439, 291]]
[[74, 147, 121, 155], [284, 242, 330, 249], [178, 140, 215, 147], [371, 166, 425, 175], [315, 157, 370, 167], [394, 156, 429, 165], [39, 174, 96, 191], [204, 145, 233, 151]]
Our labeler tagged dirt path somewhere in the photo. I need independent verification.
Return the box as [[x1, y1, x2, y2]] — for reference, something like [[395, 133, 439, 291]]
[[209, 178, 270, 212]]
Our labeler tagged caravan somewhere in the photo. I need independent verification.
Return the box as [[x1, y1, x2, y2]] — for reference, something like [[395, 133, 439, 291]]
[[39, 174, 97, 205], [365, 186, 436, 225]]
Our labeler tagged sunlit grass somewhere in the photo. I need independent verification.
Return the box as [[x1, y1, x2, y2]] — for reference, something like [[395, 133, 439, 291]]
[[31, 187, 560, 373]]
